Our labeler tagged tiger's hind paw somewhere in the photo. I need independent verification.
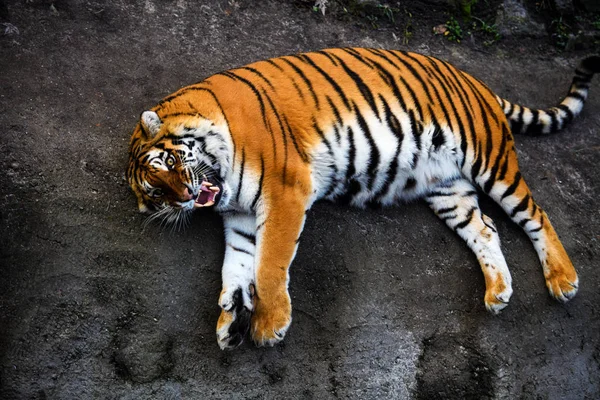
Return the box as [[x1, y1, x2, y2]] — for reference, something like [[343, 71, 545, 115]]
[[546, 272, 579, 303], [216, 286, 254, 350]]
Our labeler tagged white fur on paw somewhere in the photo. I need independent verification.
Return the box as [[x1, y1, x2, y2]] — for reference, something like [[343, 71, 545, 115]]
[[216, 286, 254, 350], [484, 277, 513, 314], [219, 285, 253, 312]]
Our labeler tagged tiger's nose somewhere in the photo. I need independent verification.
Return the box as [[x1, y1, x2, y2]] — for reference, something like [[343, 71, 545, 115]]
[[183, 185, 196, 201]]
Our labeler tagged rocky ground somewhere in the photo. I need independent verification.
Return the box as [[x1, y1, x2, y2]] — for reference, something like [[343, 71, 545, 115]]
[[1, 0, 599, 399]]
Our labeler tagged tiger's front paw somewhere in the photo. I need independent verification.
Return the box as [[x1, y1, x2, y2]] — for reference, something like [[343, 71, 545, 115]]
[[251, 292, 292, 347], [216, 286, 254, 350], [483, 273, 513, 314]]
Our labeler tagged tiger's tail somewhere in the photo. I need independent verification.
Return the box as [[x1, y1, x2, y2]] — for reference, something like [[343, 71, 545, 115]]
[[497, 55, 600, 136]]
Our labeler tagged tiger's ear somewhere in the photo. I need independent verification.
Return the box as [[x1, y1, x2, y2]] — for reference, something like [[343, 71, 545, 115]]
[[141, 111, 162, 138]]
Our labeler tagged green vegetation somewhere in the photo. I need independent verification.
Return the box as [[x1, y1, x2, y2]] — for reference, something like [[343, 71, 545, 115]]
[[472, 17, 501, 46], [445, 16, 463, 42]]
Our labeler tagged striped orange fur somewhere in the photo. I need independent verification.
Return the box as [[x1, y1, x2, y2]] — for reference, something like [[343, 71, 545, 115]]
[[127, 48, 598, 349]]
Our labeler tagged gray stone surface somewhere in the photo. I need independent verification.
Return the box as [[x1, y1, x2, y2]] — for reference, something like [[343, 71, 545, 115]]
[[495, 0, 546, 37], [1, 0, 599, 399]]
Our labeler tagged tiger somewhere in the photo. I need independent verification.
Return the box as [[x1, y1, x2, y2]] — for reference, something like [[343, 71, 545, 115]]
[[127, 48, 598, 350]]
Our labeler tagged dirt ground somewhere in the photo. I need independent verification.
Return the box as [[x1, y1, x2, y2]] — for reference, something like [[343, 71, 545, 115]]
[[1, 0, 599, 399]]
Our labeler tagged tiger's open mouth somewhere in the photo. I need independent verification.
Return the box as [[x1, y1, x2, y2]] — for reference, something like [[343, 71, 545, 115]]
[[194, 180, 221, 208]]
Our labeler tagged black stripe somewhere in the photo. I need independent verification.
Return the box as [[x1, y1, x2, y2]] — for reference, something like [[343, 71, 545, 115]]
[[557, 104, 574, 123], [241, 66, 276, 90], [455, 207, 476, 230], [339, 48, 375, 69], [282, 115, 309, 163], [178, 87, 236, 164], [510, 105, 525, 135], [225, 71, 277, 158], [267, 59, 305, 100], [471, 141, 483, 182], [332, 125, 342, 146], [424, 57, 467, 138], [408, 109, 421, 167], [507, 101, 515, 119], [424, 56, 457, 95], [317, 50, 339, 66], [264, 59, 284, 71], [402, 51, 434, 79], [438, 59, 476, 115], [441, 214, 459, 222], [527, 109, 543, 136], [423, 74, 454, 132], [312, 119, 335, 160], [549, 109, 559, 132], [228, 244, 253, 256], [235, 148, 245, 203], [295, 54, 352, 111], [380, 94, 404, 143], [567, 91, 586, 102], [291, 80, 306, 101], [518, 218, 531, 228], [386, 50, 435, 108], [326, 96, 344, 128], [251, 156, 265, 210], [501, 171, 521, 200], [345, 126, 356, 180], [160, 111, 207, 119], [280, 57, 320, 107], [368, 60, 408, 113], [510, 194, 530, 218], [483, 123, 509, 193], [497, 154, 510, 182], [427, 190, 456, 198], [262, 88, 288, 184], [337, 179, 362, 205], [428, 106, 446, 150], [232, 229, 256, 245], [354, 104, 380, 190], [434, 61, 475, 166], [372, 155, 399, 204], [458, 78, 494, 174], [313, 119, 339, 182], [436, 205, 458, 215]]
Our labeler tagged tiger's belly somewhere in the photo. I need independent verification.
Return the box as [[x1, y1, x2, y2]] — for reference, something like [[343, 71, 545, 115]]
[[309, 117, 462, 207]]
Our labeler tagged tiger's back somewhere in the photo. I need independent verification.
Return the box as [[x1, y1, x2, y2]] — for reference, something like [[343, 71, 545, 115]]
[[128, 48, 598, 349]]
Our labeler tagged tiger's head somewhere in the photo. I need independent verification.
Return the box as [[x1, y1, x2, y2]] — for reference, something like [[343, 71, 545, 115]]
[[127, 110, 232, 224]]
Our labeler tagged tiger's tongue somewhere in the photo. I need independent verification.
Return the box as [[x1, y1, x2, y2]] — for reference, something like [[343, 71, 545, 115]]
[[196, 189, 213, 205], [195, 182, 219, 207]]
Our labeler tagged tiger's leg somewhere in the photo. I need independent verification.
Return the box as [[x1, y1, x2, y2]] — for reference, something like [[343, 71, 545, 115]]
[[251, 190, 309, 347], [426, 178, 513, 313], [216, 213, 257, 350], [484, 151, 578, 302]]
